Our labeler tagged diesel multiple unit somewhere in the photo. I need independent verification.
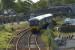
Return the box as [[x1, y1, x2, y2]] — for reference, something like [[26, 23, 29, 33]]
[[29, 14, 54, 34]]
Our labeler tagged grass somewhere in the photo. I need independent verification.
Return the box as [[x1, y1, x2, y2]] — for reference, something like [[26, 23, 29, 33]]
[[0, 31, 13, 48]]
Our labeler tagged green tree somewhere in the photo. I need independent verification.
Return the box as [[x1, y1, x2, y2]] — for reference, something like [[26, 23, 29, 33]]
[[65, 0, 75, 4], [31, 0, 48, 11], [46, 29, 58, 50], [12, 0, 32, 23], [0, 0, 15, 10], [14, 0, 32, 14]]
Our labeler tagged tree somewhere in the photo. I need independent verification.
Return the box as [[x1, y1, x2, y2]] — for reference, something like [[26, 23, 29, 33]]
[[65, 0, 75, 4], [12, 0, 32, 23], [0, 0, 15, 10], [14, 0, 32, 14], [31, 0, 48, 11], [46, 29, 58, 50]]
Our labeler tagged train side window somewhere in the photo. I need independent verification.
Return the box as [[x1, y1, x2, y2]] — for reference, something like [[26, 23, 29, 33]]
[[44, 17, 49, 22], [42, 19, 45, 25]]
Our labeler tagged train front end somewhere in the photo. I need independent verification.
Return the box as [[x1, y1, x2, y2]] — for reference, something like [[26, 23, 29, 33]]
[[28, 14, 53, 34]]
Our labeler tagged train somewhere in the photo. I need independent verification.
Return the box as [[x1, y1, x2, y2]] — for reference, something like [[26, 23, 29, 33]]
[[29, 13, 57, 34]]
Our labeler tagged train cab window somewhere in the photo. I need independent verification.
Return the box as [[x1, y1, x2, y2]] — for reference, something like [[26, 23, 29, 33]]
[[30, 20, 39, 26]]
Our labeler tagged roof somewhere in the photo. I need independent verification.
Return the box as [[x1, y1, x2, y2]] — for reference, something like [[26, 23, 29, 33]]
[[64, 18, 75, 25], [29, 13, 53, 21]]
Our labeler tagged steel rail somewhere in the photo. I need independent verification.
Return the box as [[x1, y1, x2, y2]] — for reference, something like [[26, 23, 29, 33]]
[[16, 29, 30, 50], [28, 34, 41, 50], [35, 35, 41, 50]]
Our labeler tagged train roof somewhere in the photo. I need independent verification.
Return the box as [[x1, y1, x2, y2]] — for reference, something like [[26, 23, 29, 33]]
[[29, 13, 53, 21]]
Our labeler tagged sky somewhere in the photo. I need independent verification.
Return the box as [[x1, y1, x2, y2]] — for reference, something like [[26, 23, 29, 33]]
[[31, 0, 40, 3], [15, 0, 40, 3]]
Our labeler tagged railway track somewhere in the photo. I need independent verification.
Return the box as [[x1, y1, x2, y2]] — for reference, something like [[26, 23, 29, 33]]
[[28, 34, 41, 50], [6, 28, 46, 50], [15, 28, 31, 50], [16, 30, 41, 50]]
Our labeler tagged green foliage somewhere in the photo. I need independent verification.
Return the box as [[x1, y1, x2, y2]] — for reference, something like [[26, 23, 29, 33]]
[[0, 0, 75, 13], [0, 0, 75, 14], [14, 0, 31, 14], [31, 0, 75, 11], [1, 0, 15, 9], [12, 22, 29, 30], [4, 24, 13, 32], [0, 31, 13, 48], [47, 29, 58, 50], [0, 24, 14, 48], [0, 25, 5, 31], [41, 29, 58, 50], [0, 22, 29, 49], [41, 30, 49, 46], [38, 0, 48, 8], [31, 0, 48, 11], [65, 0, 75, 4]]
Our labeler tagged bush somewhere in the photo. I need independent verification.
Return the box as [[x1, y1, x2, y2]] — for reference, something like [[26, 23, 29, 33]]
[[0, 31, 13, 48], [4, 24, 13, 32], [0, 25, 5, 31]]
